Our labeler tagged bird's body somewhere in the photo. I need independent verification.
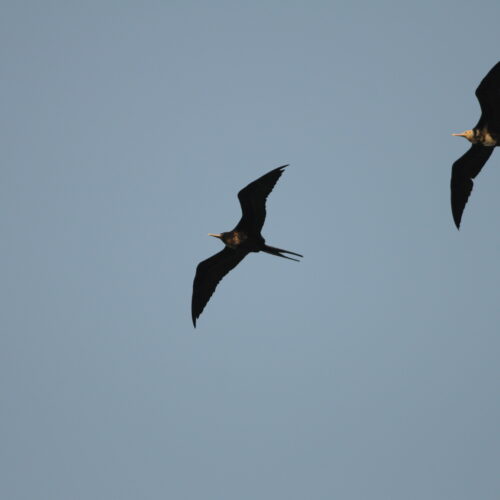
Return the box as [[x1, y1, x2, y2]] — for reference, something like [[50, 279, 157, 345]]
[[450, 61, 500, 228], [191, 165, 302, 327]]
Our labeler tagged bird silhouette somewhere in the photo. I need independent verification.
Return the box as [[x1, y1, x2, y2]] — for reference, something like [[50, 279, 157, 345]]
[[191, 165, 302, 327], [451, 61, 500, 229]]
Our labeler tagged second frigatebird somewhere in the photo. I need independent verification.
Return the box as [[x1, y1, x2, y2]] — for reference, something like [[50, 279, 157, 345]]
[[451, 61, 500, 229], [191, 165, 302, 327]]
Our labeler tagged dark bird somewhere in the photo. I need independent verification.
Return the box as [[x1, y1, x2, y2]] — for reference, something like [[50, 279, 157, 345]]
[[451, 61, 500, 229], [191, 165, 302, 327]]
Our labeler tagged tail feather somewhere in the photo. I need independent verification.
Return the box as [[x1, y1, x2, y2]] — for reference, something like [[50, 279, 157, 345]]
[[262, 245, 303, 262]]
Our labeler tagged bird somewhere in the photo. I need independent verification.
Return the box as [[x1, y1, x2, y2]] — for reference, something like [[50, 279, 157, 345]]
[[450, 61, 500, 229], [191, 165, 303, 327]]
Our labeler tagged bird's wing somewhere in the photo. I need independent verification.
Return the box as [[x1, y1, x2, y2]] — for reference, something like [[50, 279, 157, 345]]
[[191, 247, 249, 327], [234, 165, 288, 232], [450, 144, 494, 229], [475, 61, 500, 130]]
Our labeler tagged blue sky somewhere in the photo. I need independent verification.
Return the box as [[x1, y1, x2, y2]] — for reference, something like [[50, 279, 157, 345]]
[[2, 1, 500, 499]]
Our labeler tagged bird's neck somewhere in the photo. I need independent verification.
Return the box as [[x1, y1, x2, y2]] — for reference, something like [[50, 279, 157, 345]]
[[473, 128, 498, 146]]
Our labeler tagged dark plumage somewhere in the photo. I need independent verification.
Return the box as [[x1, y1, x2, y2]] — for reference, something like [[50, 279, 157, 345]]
[[191, 165, 302, 327], [451, 61, 500, 229]]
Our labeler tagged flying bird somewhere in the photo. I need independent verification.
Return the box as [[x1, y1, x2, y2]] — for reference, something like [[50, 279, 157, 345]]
[[451, 61, 500, 229], [191, 165, 302, 327]]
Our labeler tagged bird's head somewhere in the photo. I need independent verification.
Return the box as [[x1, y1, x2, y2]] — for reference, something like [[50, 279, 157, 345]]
[[452, 130, 474, 142]]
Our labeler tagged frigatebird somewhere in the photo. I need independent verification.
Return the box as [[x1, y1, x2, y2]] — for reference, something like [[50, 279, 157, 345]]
[[451, 61, 500, 229], [191, 165, 302, 327]]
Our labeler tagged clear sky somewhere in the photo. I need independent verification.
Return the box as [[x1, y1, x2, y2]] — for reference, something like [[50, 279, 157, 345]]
[[2, 1, 500, 499]]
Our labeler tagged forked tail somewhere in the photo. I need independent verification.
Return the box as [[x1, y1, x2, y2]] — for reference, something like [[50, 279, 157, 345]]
[[262, 244, 303, 262]]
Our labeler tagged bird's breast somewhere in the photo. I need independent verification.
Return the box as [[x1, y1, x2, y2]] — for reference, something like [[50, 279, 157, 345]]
[[483, 132, 498, 147]]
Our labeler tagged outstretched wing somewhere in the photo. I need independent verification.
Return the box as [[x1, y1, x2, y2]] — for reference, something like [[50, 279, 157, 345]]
[[450, 144, 494, 229], [234, 165, 288, 233], [475, 61, 500, 131], [191, 247, 249, 327]]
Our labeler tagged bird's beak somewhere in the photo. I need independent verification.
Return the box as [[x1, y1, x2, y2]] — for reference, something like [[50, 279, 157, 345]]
[[452, 132, 467, 137], [208, 233, 222, 239]]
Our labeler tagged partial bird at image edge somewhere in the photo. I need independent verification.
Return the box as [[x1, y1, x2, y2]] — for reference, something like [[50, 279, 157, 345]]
[[450, 61, 500, 229]]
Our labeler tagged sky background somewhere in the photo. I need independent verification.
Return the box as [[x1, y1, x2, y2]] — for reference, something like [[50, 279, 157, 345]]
[[2, 1, 500, 499]]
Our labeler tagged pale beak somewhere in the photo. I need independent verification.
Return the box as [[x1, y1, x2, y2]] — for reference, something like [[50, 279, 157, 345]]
[[208, 233, 222, 239], [452, 132, 466, 137]]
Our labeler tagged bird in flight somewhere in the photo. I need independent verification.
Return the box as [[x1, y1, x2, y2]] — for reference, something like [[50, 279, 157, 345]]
[[450, 61, 500, 229], [191, 165, 302, 327]]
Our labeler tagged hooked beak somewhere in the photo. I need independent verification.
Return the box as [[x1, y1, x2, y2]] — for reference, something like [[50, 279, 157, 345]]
[[208, 233, 222, 239]]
